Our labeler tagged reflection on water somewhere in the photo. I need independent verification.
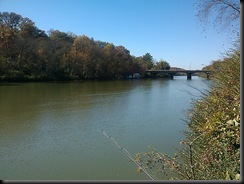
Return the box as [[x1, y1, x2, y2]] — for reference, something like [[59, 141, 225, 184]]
[[0, 77, 210, 180]]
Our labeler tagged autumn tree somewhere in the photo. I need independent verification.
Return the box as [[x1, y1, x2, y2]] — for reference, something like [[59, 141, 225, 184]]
[[0, 12, 21, 75], [0, 12, 47, 80], [47, 29, 75, 79], [114, 45, 132, 78], [100, 43, 114, 78], [131, 56, 147, 76], [78, 35, 97, 79], [67, 36, 84, 79], [17, 18, 47, 77], [0, 11, 156, 81]]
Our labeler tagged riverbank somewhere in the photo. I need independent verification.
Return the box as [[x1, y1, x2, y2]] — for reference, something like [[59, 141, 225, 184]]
[[0, 73, 175, 83]]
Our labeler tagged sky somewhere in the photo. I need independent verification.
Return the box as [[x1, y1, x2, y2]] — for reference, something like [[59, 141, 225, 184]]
[[0, 0, 239, 69]]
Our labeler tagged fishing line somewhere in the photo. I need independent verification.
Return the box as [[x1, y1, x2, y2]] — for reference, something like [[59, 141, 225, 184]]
[[101, 129, 155, 180]]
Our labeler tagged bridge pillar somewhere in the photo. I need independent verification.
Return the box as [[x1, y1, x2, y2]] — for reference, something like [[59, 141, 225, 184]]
[[151, 73, 157, 78], [187, 73, 192, 80], [206, 72, 210, 79], [169, 73, 174, 79]]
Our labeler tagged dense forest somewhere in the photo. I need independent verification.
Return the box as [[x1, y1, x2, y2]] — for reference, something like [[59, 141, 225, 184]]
[[0, 12, 170, 82]]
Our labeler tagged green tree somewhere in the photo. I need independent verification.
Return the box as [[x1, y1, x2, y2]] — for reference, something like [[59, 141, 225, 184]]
[[152, 60, 170, 70], [0, 12, 23, 30], [142, 53, 154, 70]]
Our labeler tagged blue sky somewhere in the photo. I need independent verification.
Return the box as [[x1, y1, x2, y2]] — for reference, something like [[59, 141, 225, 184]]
[[0, 0, 238, 69]]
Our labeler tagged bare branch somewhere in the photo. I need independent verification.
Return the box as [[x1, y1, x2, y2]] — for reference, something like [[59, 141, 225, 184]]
[[195, 0, 240, 35]]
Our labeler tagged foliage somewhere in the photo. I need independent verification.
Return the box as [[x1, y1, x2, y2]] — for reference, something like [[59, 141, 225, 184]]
[[0, 12, 157, 81], [135, 43, 240, 180], [151, 60, 170, 70], [142, 53, 154, 70], [149, 60, 171, 78]]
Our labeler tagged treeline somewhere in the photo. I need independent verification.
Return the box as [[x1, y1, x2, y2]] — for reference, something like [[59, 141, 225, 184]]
[[0, 12, 170, 82]]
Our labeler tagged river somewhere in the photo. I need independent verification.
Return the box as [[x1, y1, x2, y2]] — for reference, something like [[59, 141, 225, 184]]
[[0, 76, 210, 180]]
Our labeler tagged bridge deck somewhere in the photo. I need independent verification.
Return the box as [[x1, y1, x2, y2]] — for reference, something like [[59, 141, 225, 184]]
[[145, 70, 212, 79], [146, 70, 212, 74]]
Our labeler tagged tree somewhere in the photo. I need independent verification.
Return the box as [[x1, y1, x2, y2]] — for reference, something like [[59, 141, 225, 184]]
[[131, 56, 147, 76], [142, 53, 154, 70], [0, 12, 21, 72], [101, 43, 116, 78], [16, 18, 47, 76], [0, 12, 22, 30], [46, 29, 75, 79], [114, 45, 132, 78], [0, 11, 155, 81], [65, 36, 83, 78], [79, 35, 97, 79], [195, 0, 240, 36], [0, 12, 47, 80], [152, 60, 170, 70]]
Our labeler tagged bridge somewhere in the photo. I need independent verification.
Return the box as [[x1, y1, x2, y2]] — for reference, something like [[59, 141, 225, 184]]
[[145, 70, 212, 80]]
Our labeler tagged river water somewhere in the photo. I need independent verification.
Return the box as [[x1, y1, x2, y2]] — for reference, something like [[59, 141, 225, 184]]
[[0, 76, 210, 180]]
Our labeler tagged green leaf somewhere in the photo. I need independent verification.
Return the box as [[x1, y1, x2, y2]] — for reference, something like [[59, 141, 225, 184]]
[[226, 120, 234, 125], [235, 174, 240, 180], [225, 171, 231, 180], [233, 119, 239, 126]]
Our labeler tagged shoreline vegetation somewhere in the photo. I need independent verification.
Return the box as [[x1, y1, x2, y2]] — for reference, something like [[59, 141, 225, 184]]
[[0, 12, 174, 83], [135, 40, 240, 180]]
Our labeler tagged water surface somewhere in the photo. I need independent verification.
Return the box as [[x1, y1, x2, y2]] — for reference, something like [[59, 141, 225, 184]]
[[0, 76, 210, 180]]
